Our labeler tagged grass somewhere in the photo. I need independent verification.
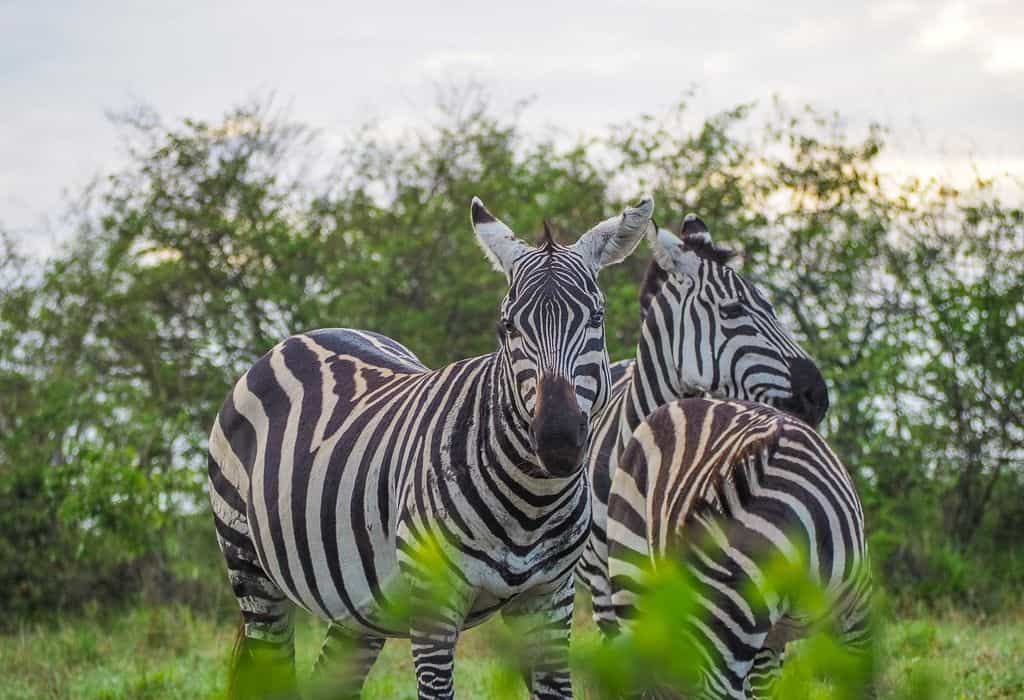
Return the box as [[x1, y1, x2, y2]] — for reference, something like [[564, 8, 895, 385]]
[[875, 612, 1024, 699], [1, 598, 1021, 699]]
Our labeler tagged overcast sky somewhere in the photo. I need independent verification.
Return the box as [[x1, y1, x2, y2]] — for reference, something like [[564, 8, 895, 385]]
[[3, 0, 1023, 256]]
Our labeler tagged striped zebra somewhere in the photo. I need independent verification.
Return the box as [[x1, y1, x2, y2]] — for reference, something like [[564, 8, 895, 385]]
[[605, 397, 872, 698], [578, 215, 831, 635], [207, 196, 654, 699]]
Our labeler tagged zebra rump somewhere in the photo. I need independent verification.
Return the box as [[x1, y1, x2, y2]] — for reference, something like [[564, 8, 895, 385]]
[[605, 398, 872, 699]]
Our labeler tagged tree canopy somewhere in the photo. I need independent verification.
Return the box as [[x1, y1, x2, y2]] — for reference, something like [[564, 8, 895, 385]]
[[1, 90, 1021, 616]]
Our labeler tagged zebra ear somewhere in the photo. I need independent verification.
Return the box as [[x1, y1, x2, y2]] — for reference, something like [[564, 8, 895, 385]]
[[471, 197, 532, 277], [572, 197, 654, 274], [680, 212, 710, 240], [647, 223, 701, 279]]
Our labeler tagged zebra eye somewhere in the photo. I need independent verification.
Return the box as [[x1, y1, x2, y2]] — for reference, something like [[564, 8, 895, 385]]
[[589, 310, 605, 328], [500, 318, 518, 338], [720, 301, 745, 319]]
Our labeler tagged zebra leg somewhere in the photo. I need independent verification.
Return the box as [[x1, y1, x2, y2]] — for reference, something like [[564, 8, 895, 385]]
[[396, 521, 477, 699], [311, 623, 386, 699], [501, 574, 575, 700], [743, 615, 805, 697], [210, 445, 297, 698], [404, 568, 473, 700], [840, 608, 877, 698], [744, 648, 784, 699], [218, 535, 297, 699], [578, 536, 619, 638], [409, 614, 461, 700]]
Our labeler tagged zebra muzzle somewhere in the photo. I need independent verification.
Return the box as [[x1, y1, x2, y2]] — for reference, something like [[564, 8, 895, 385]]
[[780, 357, 830, 427], [531, 375, 588, 477]]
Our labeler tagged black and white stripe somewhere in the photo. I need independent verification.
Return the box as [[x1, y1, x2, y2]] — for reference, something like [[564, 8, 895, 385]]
[[605, 398, 872, 698], [208, 197, 653, 699], [578, 215, 831, 634]]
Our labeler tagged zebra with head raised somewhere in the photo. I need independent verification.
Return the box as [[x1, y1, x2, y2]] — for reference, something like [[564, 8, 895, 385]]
[[207, 196, 654, 699], [605, 397, 872, 698], [577, 214, 832, 635]]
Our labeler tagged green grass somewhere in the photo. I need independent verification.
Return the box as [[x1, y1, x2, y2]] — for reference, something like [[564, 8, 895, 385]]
[[875, 611, 1024, 699], [1, 600, 1021, 699]]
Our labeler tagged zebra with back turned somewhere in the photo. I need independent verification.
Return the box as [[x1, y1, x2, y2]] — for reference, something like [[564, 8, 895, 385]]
[[207, 196, 654, 699], [606, 397, 872, 698], [578, 214, 831, 634]]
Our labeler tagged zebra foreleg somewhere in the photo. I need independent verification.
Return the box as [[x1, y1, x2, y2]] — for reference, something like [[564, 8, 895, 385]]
[[579, 537, 620, 638], [501, 574, 575, 700], [743, 647, 783, 699], [405, 574, 474, 700], [409, 616, 461, 699], [310, 623, 385, 699]]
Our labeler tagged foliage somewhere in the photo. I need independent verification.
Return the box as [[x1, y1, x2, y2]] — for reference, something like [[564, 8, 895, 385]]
[[1, 88, 1022, 621], [3, 600, 1022, 699]]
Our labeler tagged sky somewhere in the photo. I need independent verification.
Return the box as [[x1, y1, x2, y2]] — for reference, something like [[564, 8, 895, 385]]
[[2, 0, 1023, 256]]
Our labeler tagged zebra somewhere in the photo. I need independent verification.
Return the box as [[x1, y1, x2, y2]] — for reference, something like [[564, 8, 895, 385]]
[[605, 397, 872, 698], [206, 195, 654, 699], [577, 214, 832, 636]]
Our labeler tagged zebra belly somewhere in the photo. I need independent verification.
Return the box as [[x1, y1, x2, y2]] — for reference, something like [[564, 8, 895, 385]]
[[245, 473, 587, 638]]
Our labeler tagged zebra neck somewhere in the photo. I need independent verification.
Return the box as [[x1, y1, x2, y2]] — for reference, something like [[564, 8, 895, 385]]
[[480, 354, 583, 498], [617, 304, 693, 437]]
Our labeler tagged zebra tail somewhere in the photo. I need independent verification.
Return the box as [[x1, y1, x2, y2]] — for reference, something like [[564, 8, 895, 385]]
[[226, 613, 246, 700]]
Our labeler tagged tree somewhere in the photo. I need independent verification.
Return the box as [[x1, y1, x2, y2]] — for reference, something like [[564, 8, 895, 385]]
[[1, 90, 1021, 616]]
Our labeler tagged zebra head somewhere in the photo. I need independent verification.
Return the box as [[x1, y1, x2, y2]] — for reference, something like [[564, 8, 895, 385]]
[[472, 196, 654, 477], [642, 215, 829, 427]]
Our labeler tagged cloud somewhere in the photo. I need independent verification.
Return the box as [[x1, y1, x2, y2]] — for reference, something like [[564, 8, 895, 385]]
[[985, 35, 1024, 74], [416, 43, 686, 83], [915, 2, 981, 52], [913, 2, 1024, 76], [781, 16, 848, 50], [2, 0, 1023, 259], [702, 51, 736, 77], [418, 51, 497, 82], [868, 0, 921, 23]]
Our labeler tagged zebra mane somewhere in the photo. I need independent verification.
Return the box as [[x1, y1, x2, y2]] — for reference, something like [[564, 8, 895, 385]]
[[639, 259, 669, 318], [537, 220, 558, 249]]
